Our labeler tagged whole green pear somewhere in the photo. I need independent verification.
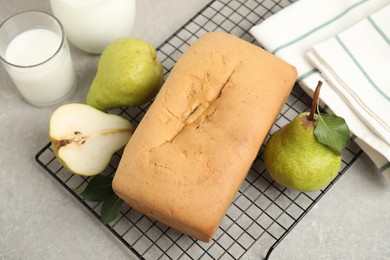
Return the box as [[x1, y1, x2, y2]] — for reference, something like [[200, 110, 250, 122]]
[[86, 38, 164, 111], [263, 112, 341, 192]]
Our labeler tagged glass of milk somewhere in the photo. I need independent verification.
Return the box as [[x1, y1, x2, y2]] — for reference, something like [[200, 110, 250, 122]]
[[0, 11, 76, 107], [50, 0, 136, 54]]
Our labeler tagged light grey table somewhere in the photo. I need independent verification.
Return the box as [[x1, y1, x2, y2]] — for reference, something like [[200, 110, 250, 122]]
[[1, 1, 389, 259]]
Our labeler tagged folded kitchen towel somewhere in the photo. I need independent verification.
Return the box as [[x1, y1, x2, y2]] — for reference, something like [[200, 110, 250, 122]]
[[249, 0, 390, 180], [307, 4, 390, 145]]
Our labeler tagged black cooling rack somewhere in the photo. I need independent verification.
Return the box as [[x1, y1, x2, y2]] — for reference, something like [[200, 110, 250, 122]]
[[35, 0, 363, 259]]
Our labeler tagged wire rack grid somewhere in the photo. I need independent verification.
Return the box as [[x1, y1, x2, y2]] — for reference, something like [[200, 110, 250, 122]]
[[35, 0, 362, 259]]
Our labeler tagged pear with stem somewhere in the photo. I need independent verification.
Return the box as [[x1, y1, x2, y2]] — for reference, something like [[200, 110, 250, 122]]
[[263, 81, 349, 192]]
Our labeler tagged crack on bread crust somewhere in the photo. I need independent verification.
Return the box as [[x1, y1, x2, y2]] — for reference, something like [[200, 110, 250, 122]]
[[155, 69, 235, 149], [163, 106, 182, 122], [153, 162, 172, 171]]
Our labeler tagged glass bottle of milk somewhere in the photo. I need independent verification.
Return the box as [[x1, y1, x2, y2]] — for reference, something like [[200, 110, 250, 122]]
[[50, 0, 136, 54]]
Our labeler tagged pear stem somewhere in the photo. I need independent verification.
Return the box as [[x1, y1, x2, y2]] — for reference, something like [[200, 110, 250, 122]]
[[308, 81, 322, 121]]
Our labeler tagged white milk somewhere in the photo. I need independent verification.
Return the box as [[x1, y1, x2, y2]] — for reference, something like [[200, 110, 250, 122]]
[[5, 28, 76, 106], [50, 0, 136, 54]]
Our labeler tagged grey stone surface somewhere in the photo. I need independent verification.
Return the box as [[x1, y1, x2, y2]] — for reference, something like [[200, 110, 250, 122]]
[[1, 1, 389, 259]]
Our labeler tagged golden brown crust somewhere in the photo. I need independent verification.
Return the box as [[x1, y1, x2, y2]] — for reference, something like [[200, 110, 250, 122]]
[[113, 32, 297, 242]]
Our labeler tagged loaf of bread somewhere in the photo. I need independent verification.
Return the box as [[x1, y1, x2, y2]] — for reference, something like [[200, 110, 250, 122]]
[[113, 32, 297, 242]]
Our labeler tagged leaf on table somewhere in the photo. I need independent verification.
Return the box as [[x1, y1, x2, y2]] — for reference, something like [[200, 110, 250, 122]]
[[314, 113, 350, 155]]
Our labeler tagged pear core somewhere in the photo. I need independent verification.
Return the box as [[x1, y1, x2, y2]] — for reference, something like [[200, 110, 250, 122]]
[[263, 112, 341, 192]]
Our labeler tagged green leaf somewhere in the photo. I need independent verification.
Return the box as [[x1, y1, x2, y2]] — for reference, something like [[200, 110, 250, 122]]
[[79, 175, 115, 202], [314, 113, 350, 155], [101, 194, 124, 225]]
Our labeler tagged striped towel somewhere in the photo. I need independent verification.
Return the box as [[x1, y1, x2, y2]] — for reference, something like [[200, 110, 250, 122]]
[[249, 0, 390, 180], [307, 5, 390, 153]]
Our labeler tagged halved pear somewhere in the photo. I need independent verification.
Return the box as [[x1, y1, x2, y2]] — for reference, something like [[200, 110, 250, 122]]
[[49, 103, 135, 176]]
